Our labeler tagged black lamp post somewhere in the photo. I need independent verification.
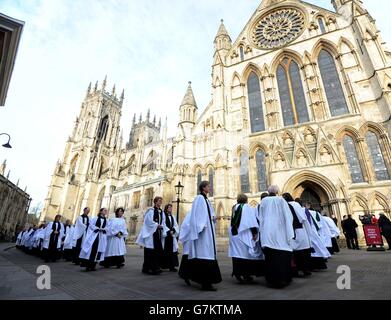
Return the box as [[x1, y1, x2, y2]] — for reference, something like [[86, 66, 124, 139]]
[[0, 133, 12, 148], [174, 181, 184, 223]]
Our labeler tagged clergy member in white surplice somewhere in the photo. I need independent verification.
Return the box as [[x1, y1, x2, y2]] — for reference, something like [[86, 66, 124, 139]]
[[136, 197, 168, 275], [178, 211, 192, 286], [309, 207, 333, 254], [79, 208, 108, 272], [161, 204, 180, 272], [282, 194, 312, 277], [322, 213, 341, 254], [62, 221, 74, 261], [72, 207, 90, 265], [186, 181, 222, 291], [258, 185, 295, 288], [303, 202, 331, 270], [101, 207, 128, 269], [42, 215, 64, 263], [16, 227, 27, 248], [229, 193, 264, 284]]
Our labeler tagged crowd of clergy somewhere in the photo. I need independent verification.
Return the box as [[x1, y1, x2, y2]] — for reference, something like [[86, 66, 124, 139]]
[[136, 181, 341, 291], [15, 207, 128, 271], [14, 180, 344, 291]]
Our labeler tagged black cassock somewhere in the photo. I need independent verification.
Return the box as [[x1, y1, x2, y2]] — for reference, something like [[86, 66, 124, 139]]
[[72, 214, 89, 265], [44, 222, 62, 263], [142, 207, 164, 274], [161, 213, 179, 270], [80, 216, 107, 271]]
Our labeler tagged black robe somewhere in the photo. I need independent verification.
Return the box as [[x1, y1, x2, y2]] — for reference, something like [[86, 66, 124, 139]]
[[160, 213, 179, 270], [142, 207, 164, 274], [43, 222, 62, 262], [80, 216, 107, 270]]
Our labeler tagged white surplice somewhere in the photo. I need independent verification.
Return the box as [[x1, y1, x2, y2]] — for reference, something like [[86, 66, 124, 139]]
[[72, 215, 89, 247], [305, 209, 331, 258], [63, 226, 74, 250], [229, 204, 264, 260], [105, 217, 128, 257], [179, 211, 192, 255], [188, 195, 217, 260], [136, 208, 168, 249], [79, 216, 108, 262], [258, 196, 295, 252], [288, 201, 311, 251], [323, 216, 341, 238], [42, 222, 64, 249], [164, 214, 180, 252], [310, 210, 332, 249]]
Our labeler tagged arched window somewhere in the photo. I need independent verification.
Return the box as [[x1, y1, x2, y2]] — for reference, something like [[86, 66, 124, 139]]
[[318, 50, 349, 117], [343, 135, 364, 183], [196, 169, 202, 194], [239, 46, 245, 61], [247, 72, 265, 133], [256, 150, 267, 192], [97, 115, 109, 143], [208, 168, 214, 197], [166, 147, 174, 169], [318, 18, 326, 34], [366, 131, 390, 181], [277, 58, 309, 126], [240, 152, 250, 193], [146, 151, 157, 171]]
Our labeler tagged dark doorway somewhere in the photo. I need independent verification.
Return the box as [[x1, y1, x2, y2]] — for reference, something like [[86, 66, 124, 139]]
[[301, 188, 322, 212], [292, 180, 330, 214]]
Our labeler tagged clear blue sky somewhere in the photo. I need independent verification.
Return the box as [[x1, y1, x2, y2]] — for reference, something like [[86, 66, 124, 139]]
[[0, 0, 390, 211]]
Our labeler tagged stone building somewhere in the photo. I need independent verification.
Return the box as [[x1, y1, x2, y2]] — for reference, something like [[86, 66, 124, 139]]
[[41, 0, 391, 239], [0, 12, 24, 106], [0, 161, 31, 240]]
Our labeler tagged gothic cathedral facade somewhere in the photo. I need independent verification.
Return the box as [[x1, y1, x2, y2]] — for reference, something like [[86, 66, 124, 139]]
[[41, 0, 391, 239]]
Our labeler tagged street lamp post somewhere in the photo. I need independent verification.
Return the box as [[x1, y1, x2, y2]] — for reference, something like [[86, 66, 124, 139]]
[[174, 181, 184, 223], [0, 133, 12, 148]]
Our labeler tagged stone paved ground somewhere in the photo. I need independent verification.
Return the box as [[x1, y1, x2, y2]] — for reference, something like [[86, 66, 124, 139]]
[[0, 242, 390, 300]]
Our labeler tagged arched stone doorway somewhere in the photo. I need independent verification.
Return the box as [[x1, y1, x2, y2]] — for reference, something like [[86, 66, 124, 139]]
[[284, 171, 337, 216], [292, 181, 329, 213]]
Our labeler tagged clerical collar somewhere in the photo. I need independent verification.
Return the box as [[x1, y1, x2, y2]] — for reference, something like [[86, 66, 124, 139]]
[[269, 193, 277, 197]]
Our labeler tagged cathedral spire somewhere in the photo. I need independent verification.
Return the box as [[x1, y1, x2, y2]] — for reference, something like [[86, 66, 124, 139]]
[[94, 81, 98, 92], [215, 19, 229, 39], [214, 19, 232, 53], [112, 84, 116, 96], [0, 159, 6, 176], [147, 108, 150, 122], [180, 81, 197, 108], [139, 113, 142, 123], [132, 113, 136, 126], [87, 82, 91, 96], [120, 89, 125, 103], [102, 75, 107, 91]]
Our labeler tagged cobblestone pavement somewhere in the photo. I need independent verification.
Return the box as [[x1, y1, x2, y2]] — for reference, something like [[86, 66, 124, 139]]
[[1, 242, 390, 300]]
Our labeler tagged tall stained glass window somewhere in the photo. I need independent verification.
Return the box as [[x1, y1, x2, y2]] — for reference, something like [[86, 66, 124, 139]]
[[247, 72, 265, 133], [366, 131, 390, 181], [343, 135, 364, 183], [318, 50, 349, 117], [277, 58, 309, 126]]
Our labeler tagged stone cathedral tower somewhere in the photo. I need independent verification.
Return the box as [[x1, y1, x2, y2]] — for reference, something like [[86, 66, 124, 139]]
[[41, 77, 124, 222], [41, 0, 391, 241]]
